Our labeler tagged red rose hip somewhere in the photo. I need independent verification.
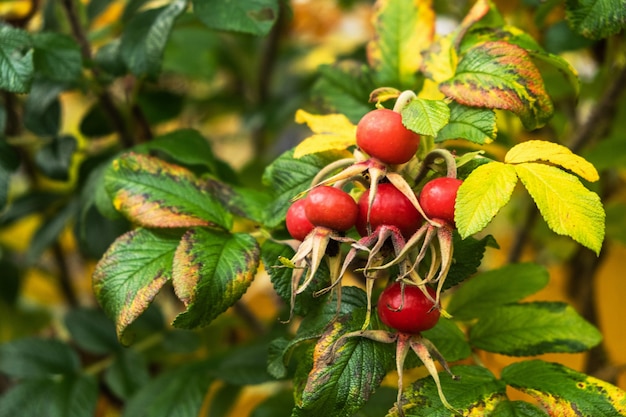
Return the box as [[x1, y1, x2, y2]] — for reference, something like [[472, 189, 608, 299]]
[[418, 177, 463, 226], [286, 198, 315, 241], [377, 282, 440, 334], [305, 186, 358, 231]]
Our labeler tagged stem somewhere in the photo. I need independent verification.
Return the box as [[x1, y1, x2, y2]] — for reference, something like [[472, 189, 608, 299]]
[[414, 149, 457, 184], [52, 242, 79, 307], [393, 90, 417, 112]]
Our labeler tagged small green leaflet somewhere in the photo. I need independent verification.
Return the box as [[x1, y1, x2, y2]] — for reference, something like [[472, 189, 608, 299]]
[[93, 228, 182, 339], [447, 263, 549, 320], [502, 360, 626, 416], [120, 0, 187, 78], [367, 0, 434, 88], [32, 32, 82, 83], [400, 98, 450, 137], [469, 302, 602, 356], [565, 0, 626, 39], [104, 153, 233, 230], [171, 228, 259, 329], [515, 163, 604, 255], [421, 318, 471, 362], [192, 0, 279, 36], [0, 24, 33, 93], [0, 337, 80, 378], [440, 40, 553, 131], [435, 102, 497, 144], [388, 365, 507, 416]]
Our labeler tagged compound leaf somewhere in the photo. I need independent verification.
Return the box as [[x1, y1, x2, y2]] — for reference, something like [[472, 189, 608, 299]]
[[0, 24, 33, 93], [171, 228, 259, 329], [515, 162, 604, 254], [469, 302, 602, 356], [440, 41, 553, 130], [502, 360, 626, 416], [293, 110, 357, 158], [455, 162, 518, 238], [400, 98, 450, 137], [93, 228, 181, 339], [505, 140, 599, 182]]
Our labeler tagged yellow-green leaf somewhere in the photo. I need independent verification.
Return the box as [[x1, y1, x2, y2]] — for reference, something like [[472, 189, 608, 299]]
[[505, 140, 599, 182], [422, 34, 457, 83], [456, 162, 518, 238], [293, 110, 356, 158], [515, 163, 605, 254]]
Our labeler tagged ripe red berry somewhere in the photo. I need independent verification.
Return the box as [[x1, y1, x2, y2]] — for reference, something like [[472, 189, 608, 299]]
[[377, 282, 440, 334], [286, 198, 315, 241], [418, 177, 463, 226], [355, 183, 422, 239], [356, 108, 420, 165], [305, 186, 358, 231]]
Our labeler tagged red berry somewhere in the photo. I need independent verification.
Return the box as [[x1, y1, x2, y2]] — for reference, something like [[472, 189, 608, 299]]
[[286, 198, 315, 241], [356, 108, 420, 165], [377, 283, 440, 334], [305, 186, 358, 231], [356, 183, 422, 239], [418, 177, 463, 226]]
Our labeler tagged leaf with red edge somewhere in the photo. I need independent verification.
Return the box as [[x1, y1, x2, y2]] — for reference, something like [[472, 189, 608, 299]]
[[104, 153, 232, 229], [172, 227, 259, 329], [93, 228, 182, 339], [440, 41, 553, 130]]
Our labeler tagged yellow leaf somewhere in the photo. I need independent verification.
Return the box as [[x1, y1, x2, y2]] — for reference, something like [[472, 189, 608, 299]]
[[293, 110, 357, 158], [505, 140, 599, 182]]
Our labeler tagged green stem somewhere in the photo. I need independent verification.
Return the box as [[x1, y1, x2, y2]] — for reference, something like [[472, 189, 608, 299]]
[[393, 90, 417, 112]]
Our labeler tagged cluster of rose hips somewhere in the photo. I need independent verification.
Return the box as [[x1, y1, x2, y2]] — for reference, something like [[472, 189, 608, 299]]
[[280, 92, 464, 415]]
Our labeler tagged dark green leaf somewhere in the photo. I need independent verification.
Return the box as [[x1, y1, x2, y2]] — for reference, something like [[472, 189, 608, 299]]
[[0, 337, 80, 378], [447, 263, 549, 320], [390, 365, 506, 416], [353, 387, 397, 417], [262, 149, 343, 228], [121, 361, 215, 417], [502, 360, 626, 416], [74, 205, 130, 258], [436, 102, 497, 144], [94, 39, 127, 77], [192, 0, 278, 36], [104, 348, 150, 401], [565, 0, 626, 39], [0, 374, 98, 417], [137, 89, 184, 125], [443, 233, 498, 290], [0, 255, 20, 305], [23, 79, 64, 136], [490, 400, 549, 417], [0, 24, 33, 93], [32, 32, 82, 82], [87, 0, 112, 21], [251, 389, 295, 417], [34, 135, 77, 180], [421, 318, 471, 362], [401, 98, 450, 137], [209, 342, 273, 385], [64, 308, 120, 355], [104, 153, 233, 229], [26, 198, 79, 264], [172, 228, 260, 329], [80, 102, 115, 138], [0, 140, 19, 211], [93, 228, 182, 339], [120, 0, 187, 78], [469, 302, 602, 355]]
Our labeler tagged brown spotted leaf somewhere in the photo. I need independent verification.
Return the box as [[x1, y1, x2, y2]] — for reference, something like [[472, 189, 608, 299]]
[[367, 0, 435, 87], [440, 40, 553, 131], [93, 228, 182, 339], [172, 228, 259, 329], [502, 360, 626, 416], [104, 152, 232, 229]]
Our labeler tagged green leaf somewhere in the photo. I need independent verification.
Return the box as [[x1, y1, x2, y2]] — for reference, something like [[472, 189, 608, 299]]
[[367, 0, 434, 87], [251, 390, 295, 417], [172, 228, 259, 329], [444, 233, 498, 289], [0, 140, 19, 211], [0, 337, 80, 378], [137, 89, 184, 125], [490, 400, 549, 417], [421, 318, 472, 362], [80, 102, 115, 138], [209, 342, 273, 385], [120, 0, 187, 78], [192, 0, 278, 36], [455, 162, 518, 238], [262, 149, 343, 228], [585, 134, 626, 172], [121, 361, 215, 417], [104, 348, 150, 401], [293, 312, 394, 417], [23, 79, 63, 136], [514, 162, 605, 254], [502, 360, 626, 416], [447, 263, 549, 320], [390, 365, 507, 416], [0, 24, 33, 93], [32, 32, 82, 82], [93, 228, 181, 339], [105, 153, 233, 229], [469, 302, 602, 355], [64, 308, 120, 355], [34, 135, 77, 181], [440, 41, 553, 130], [163, 20, 220, 79], [26, 198, 79, 265], [311, 62, 376, 123], [435, 102, 497, 144], [565, 0, 626, 39], [0, 374, 98, 417], [400, 98, 450, 137]]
